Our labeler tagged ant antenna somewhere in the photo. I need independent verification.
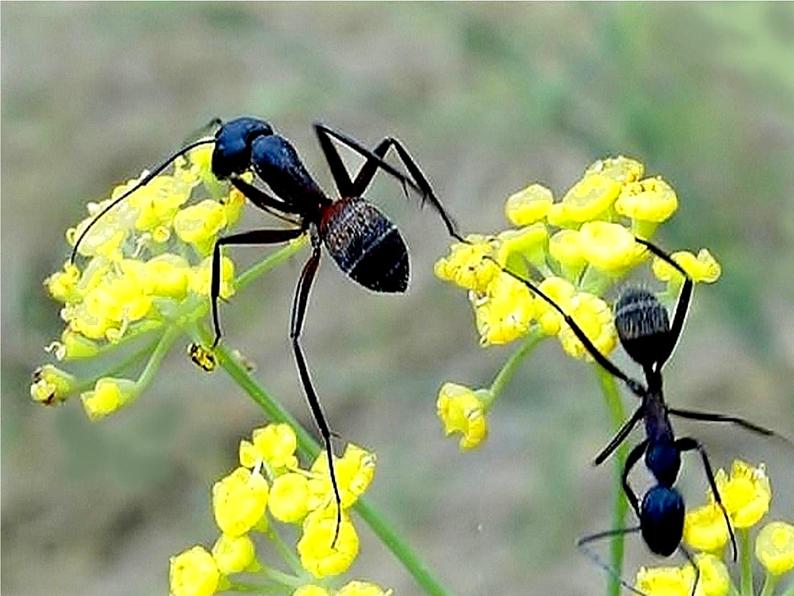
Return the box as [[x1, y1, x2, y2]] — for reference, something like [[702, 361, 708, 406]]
[[576, 527, 649, 596], [70, 137, 216, 263]]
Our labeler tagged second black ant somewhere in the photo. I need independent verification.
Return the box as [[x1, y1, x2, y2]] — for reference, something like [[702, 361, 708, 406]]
[[499, 238, 787, 595], [70, 117, 462, 543]]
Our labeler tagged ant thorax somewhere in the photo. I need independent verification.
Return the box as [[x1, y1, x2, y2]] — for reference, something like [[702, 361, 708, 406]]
[[614, 287, 671, 368]]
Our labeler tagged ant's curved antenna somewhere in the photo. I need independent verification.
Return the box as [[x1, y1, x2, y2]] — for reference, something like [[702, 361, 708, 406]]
[[70, 137, 217, 263]]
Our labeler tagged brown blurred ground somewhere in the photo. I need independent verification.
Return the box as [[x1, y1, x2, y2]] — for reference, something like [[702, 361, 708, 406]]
[[2, 3, 793, 595]]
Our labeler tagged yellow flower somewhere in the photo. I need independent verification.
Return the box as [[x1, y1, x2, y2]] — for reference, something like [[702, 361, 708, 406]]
[[577, 221, 642, 273], [337, 580, 393, 596], [692, 553, 731, 596], [713, 460, 771, 529], [308, 444, 376, 511], [174, 199, 228, 255], [80, 377, 137, 421], [68, 197, 136, 260], [45, 262, 81, 303], [635, 564, 693, 596], [144, 253, 191, 299], [189, 255, 235, 299], [297, 512, 359, 578], [585, 156, 645, 185], [615, 176, 678, 223], [652, 249, 721, 284], [436, 382, 489, 450], [495, 223, 548, 271], [293, 586, 330, 596], [548, 229, 586, 279], [52, 330, 101, 361], [222, 188, 246, 228], [212, 467, 269, 537], [169, 545, 220, 596], [434, 234, 500, 292], [30, 365, 76, 405], [755, 521, 794, 576], [211, 533, 258, 575], [558, 173, 621, 223], [129, 174, 194, 232], [251, 423, 299, 470], [684, 502, 730, 553], [269, 473, 311, 523], [557, 292, 617, 360], [504, 183, 553, 226], [534, 276, 576, 336], [473, 271, 535, 346]]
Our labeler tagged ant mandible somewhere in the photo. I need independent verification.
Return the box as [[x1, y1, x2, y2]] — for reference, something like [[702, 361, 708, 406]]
[[71, 117, 463, 543], [499, 238, 786, 595]]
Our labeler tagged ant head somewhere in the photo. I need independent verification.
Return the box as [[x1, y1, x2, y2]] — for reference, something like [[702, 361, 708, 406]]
[[614, 287, 670, 368], [211, 117, 274, 179], [640, 485, 685, 557]]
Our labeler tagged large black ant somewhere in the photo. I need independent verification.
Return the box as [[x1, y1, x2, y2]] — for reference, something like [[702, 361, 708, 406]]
[[70, 117, 462, 542], [498, 238, 786, 595]]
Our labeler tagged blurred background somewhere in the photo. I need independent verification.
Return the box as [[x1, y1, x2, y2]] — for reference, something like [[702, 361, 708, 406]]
[[3, 3, 793, 595]]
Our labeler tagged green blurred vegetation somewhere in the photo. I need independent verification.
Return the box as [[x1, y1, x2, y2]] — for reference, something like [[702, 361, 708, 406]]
[[2, 4, 793, 595]]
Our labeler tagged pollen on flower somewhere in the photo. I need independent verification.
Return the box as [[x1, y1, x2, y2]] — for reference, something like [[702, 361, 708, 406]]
[[174, 199, 228, 256], [652, 249, 721, 284], [308, 444, 376, 512], [504, 183, 554, 226], [615, 176, 678, 223], [169, 545, 220, 596], [585, 156, 645, 185], [683, 502, 730, 553], [691, 553, 731, 596], [558, 173, 621, 223], [250, 423, 300, 471], [298, 512, 359, 578], [436, 382, 489, 450], [755, 521, 794, 576], [634, 564, 694, 596], [473, 271, 535, 346], [434, 234, 500, 292], [212, 467, 269, 537], [712, 460, 771, 529]]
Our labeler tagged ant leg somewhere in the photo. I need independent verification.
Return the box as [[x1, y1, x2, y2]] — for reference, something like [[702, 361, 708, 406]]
[[289, 246, 343, 546], [621, 439, 649, 517], [313, 123, 430, 204], [498, 266, 647, 399], [635, 238, 693, 369], [576, 526, 647, 596], [349, 137, 462, 241], [676, 437, 738, 562], [678, 544, 700, 596], [668, 408, 789, 443], [314, 124, 354, 198], [211, 228, 305, 348], [594, 405, 645, 465], [229, 176, 302, 225]]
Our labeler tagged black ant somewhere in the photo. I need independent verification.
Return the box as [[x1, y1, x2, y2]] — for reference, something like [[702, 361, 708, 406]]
[[498, 238, 786, 595], [70, 117, 462, 542]]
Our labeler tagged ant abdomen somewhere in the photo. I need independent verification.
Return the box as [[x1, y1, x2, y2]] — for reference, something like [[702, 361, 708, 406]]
[[614, 288, 671, 368], [640, 485, 685, 557]]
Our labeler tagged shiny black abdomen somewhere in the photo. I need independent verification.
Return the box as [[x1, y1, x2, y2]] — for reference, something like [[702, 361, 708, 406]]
[[320, 199, 409, 293]]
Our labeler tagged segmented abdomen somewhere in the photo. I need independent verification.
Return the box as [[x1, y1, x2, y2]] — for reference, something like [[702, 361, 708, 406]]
[[320, 199, 409, 293]]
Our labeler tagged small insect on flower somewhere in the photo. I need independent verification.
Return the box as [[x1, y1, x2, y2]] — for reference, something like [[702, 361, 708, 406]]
[[65, 116, 462, 545]]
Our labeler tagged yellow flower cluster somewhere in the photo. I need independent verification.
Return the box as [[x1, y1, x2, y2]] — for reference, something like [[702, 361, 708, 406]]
[[170, 423, 383, 596], [32, 147, 243, 420], [436, 382, 489, 450], [639, 460, 794, 594], [434, 156, 722, 449]]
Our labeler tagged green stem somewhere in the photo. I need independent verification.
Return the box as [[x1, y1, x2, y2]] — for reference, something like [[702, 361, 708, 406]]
[[760, 572, 779, 596], [199, 329, 449, 596], [260, 566, 308, 589], [595, 366, 629, 596], [781, 581, 794, 596], [741, 528, 755, 596], [127, 324, 181, 404], [485, 330, 543, 409], [266, 525, 306, 578], [235, 235, 309, 292]]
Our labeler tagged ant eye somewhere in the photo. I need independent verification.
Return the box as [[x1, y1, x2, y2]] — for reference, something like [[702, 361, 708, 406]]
[[614, 288, 670, 367]]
